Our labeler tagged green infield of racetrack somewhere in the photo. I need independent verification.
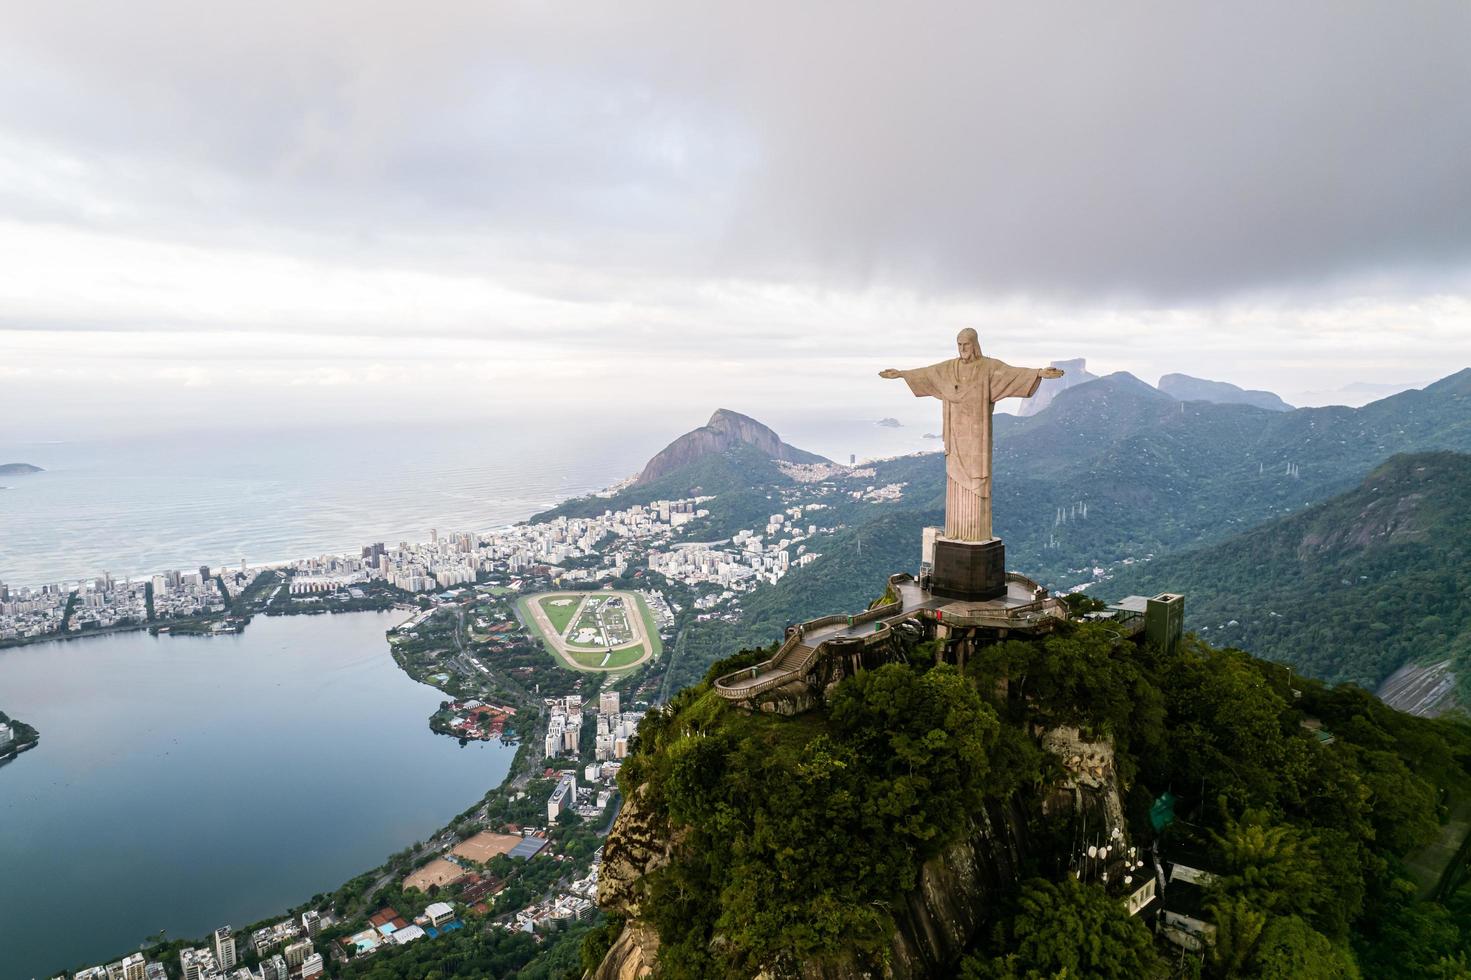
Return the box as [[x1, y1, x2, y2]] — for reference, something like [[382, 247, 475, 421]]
[[520, 590, 664, 672], [566, 643, 647, 669], [536, 593, 584, 634]]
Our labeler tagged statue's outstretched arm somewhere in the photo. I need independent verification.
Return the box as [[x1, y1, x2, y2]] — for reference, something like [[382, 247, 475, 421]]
[[1040, 366, 1065, 379], [879, 368, 904, 379]]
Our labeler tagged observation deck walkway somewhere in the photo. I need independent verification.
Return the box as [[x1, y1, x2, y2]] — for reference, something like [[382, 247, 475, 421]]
[[712, 571, 1067, 703]]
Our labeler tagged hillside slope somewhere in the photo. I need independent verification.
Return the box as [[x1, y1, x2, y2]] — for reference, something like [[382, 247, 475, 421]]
[[1103, 451, 1471, 690]]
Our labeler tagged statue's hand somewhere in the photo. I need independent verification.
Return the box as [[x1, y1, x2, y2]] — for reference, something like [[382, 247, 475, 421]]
[[879, 368, 902, 379], [1040, 367, 1065, 379]]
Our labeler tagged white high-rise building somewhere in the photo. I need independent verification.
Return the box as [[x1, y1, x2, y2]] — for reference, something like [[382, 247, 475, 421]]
[[599, 690, 620, 716], [547, 771, 577, 821], [213, 926, 237, 969]]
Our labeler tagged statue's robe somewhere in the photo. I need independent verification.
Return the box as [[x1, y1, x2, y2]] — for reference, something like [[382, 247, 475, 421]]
[[900, 356, 1044, 541]]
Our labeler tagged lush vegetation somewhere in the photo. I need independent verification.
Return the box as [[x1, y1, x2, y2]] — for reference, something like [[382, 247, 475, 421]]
[[621, 662, 1006, 977], [611, 619, 1471, 977], [1105, 452, 1471, 690]]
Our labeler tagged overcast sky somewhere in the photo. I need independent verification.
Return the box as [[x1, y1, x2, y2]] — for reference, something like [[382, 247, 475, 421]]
[[4, 1, 1471, 437]]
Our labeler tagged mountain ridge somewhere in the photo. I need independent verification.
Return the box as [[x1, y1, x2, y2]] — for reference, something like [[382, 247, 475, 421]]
[[1158, 371, 1293, 411]]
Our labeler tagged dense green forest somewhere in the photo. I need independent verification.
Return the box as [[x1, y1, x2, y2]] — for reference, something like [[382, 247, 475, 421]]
[[1104, 452, 1471, 691], [604, 621, 1471, 978]]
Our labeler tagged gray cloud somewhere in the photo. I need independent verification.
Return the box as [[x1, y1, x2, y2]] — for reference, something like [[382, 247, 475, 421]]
[[3, 1, 1470, 300]]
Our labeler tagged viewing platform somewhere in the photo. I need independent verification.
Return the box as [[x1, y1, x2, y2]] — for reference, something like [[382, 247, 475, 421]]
[[712, 571, 1069, 705]]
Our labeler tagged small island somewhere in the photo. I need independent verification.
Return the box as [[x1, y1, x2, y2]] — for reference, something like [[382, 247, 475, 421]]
[[876, 417, 902, 428], [0, 709, 39, 765], [0, 462, 43, 476]]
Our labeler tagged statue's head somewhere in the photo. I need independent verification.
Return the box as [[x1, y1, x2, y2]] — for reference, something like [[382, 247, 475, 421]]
[[956, 328, 981, 362]]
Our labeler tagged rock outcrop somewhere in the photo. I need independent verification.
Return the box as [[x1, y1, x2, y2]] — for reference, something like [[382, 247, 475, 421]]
[[634, 409, 827, 486]]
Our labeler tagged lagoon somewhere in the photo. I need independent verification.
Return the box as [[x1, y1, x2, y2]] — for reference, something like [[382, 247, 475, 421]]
[[0, 610, 514, 980]]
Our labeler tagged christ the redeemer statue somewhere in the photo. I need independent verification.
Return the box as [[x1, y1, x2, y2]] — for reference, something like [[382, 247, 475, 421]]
[[881, 329, 1063, 542]]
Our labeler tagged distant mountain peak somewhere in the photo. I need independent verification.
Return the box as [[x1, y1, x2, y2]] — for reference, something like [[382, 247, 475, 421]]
[[634, 410, 827, 486], [1157, 373, 1293, 411]]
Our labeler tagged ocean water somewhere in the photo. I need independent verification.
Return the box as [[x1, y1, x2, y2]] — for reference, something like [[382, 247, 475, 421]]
[[0, 611, 515, 980], [0, 413, 935, 588]]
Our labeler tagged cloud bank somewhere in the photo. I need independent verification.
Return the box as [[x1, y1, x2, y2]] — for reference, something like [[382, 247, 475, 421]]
[[2, 1, 1469, 432]]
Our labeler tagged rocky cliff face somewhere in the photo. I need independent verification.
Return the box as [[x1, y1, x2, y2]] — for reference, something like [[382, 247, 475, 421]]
[[594, 728, 1131, 979], [634, 409, 828, 485]]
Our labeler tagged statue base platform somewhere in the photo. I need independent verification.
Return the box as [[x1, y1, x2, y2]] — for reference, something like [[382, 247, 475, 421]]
[[930, 536, 1006, 601]]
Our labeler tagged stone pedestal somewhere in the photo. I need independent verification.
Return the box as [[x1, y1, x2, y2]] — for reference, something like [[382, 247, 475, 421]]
[[931, 537, 1006, 601]]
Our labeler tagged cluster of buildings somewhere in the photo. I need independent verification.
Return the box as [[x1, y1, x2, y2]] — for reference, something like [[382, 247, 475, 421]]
[[67, 576, 148, 631], [543, 694, 586, 758], [0, 562, 257, 644], [64, 914, 326, 980], [647, 506, 828, 593], [506, 852, 600, 933], [174, 917, 324, 980], [848, 482, 907, 502], [0, 581, 69, 641], [594, 693, 643, 763], [438, 698, 516, 740], [149, 568, 230, 621], [542, 690, 643, 764], [776, 460, 874, 483], [277, 497, 713, 600]]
